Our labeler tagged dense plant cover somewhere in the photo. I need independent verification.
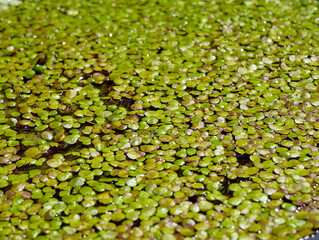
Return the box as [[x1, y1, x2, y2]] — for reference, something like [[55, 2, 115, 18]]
[[1, 0, 319, 239]]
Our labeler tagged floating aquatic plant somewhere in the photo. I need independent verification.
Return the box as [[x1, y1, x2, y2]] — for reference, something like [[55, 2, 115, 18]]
[[0, 0, 319, 239]]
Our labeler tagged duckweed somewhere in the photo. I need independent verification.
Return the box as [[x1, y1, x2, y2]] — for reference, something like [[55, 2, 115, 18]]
[[1, 0, 319, 239]]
